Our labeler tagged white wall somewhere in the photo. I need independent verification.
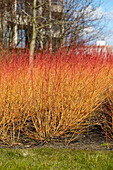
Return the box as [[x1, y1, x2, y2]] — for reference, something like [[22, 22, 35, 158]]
[[96, 40, 105, 46]]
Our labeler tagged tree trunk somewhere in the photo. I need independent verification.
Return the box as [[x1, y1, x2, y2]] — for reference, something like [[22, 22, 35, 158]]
[[48, 0, 52, 51], [29, 0, 37, 70], [13, 0, 18, 47]]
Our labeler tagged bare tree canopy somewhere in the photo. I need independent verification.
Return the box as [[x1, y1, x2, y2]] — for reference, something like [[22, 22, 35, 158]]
[[0, 0, 106, 48], [63, 0, 105, 45]]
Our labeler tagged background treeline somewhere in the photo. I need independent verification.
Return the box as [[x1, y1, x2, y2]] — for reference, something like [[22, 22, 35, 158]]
[[0, 0, 106, 50]]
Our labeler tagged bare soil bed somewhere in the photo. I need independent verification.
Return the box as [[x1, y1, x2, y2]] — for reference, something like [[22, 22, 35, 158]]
[[0, 125, 113, 150]]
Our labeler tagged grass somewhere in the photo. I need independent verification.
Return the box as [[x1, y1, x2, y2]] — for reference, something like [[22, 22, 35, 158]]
[[0, 148, 113, 170]]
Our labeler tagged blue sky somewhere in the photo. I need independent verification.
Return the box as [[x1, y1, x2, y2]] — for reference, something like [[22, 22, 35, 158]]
[[101, 0, 113, 45]]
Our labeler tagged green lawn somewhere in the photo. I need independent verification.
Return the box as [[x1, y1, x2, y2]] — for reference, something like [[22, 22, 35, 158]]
[[0, 148, 113, 170]]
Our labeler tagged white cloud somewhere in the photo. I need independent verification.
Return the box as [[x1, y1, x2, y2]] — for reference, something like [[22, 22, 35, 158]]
[[82, 27, 95, 35], [105, 28, 113, 45], [73, 5, 104, 20], [80, 6, 105, 37], [84, 6, 104, 19], [73, 4, 112, 45], [106, 10, 113, 20]]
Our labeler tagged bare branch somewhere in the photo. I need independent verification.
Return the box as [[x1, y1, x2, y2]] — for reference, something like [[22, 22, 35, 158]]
[[35, 0, 48, 9], [22, 9, 31, 19]]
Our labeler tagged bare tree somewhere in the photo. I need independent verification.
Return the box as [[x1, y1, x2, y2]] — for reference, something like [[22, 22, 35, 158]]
[[0, 0, 27, 47], [29, 0, 37, 69], [21, 0, 54, 68], [0, 0, 8, 47], [0, 0, 106, 49], [63, 0, 105, 46]]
